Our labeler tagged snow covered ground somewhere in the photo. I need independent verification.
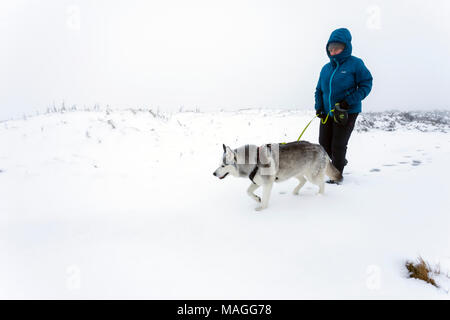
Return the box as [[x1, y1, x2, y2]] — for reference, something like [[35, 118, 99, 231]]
[[0, 107, 449, 299]]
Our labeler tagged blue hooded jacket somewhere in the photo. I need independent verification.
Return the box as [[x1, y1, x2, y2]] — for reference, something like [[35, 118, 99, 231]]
[[314, 28, 373, 115]]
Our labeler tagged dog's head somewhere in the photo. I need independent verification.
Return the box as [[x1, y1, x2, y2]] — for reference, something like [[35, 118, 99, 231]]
[[213, 144, 239, 179]]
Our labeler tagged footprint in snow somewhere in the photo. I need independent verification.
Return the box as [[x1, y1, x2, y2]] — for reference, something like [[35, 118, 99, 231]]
[[398, 161, 409, 164], [370, 168, 381, 172], [411, 160, 421, 166], [382, 164, 396, 167]]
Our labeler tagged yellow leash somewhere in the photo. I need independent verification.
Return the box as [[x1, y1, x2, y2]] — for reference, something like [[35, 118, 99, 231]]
[[295, 115, 317, 141], [281, 108, 335, 144], [320, 108, 335, 126]]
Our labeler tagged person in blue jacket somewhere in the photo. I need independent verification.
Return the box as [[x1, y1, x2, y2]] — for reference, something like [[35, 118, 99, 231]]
[[315, 27, 373, 184]]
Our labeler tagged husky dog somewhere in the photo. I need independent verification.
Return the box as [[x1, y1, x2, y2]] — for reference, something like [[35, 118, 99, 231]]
[[213, 141, 342, 211]]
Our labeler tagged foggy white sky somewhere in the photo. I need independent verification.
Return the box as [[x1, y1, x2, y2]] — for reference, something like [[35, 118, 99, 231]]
[[1, 0, 450, 120]]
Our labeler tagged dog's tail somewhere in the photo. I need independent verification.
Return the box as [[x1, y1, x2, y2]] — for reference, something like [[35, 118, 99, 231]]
[[325, 159, 343, 181]]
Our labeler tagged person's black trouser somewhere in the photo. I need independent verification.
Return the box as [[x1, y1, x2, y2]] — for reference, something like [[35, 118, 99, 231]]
[[319, 112, 359, 174]]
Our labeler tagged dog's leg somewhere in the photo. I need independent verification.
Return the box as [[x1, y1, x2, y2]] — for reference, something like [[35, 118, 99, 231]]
[[293, 175, 307, 195], [255, 181, 274, 211], [312, 172, 325, 195], [247, 183, 261, 203], [318, 180, 325, 195]]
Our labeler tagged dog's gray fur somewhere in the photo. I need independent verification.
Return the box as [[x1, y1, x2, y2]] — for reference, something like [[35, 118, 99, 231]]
[[213, 141, 342, 211]]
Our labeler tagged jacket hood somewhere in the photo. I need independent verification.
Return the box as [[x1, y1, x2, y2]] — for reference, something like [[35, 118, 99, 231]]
[[326, 28, 352, 65]]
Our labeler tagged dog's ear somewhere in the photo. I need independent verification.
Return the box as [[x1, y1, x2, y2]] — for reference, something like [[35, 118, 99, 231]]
[[224, 145, 234, 155], [224, 145, 235, 162]]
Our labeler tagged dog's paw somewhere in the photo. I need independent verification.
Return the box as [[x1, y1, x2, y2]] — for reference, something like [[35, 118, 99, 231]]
[[292, 190, 299, 195], [255, 206, 266, 211]]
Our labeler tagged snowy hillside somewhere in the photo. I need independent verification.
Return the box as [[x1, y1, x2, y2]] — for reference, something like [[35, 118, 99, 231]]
[[1, 107, 449, 299]]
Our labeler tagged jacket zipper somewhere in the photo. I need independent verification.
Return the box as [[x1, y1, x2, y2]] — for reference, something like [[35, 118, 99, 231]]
[[328, 59, 340, 116]]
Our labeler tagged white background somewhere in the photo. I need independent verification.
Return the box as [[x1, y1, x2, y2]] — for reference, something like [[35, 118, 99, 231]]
[[1, 0, 450, 120]]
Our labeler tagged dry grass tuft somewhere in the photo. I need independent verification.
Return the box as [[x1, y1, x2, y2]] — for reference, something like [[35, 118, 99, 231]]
[[405, 256, 440, 288]]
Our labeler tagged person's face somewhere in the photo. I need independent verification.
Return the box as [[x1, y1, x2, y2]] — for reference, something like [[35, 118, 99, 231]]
[[327, 42, 345, 56], [329, 47, 344, 56]]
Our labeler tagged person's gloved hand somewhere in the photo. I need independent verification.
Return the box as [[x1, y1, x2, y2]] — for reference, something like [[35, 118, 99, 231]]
[[333, 102, 348, 126], [316, 110, 326, 119], [338, 100, 350, 110]]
